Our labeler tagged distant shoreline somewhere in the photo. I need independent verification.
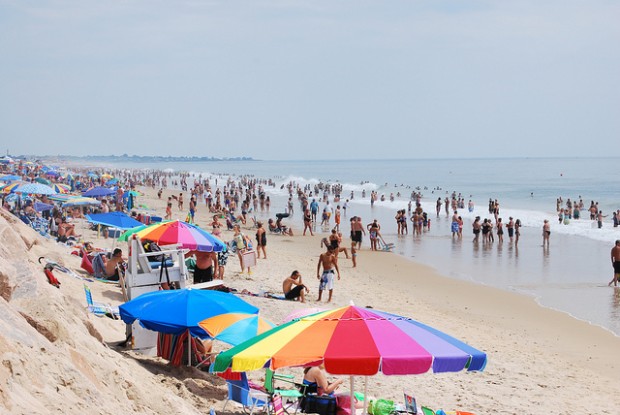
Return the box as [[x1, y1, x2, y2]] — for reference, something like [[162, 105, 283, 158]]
[[9, 155, 258, 163]]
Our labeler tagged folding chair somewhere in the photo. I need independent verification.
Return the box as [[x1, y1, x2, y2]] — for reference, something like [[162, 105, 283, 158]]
[[403, 391, 417, 414], [83, 284, 120, 319], [264, 369, 307, 414], [222, 372, 270, 415]]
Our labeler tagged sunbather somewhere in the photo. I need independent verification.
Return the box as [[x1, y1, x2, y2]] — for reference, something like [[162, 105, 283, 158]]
[[102, 248, 125, 281]]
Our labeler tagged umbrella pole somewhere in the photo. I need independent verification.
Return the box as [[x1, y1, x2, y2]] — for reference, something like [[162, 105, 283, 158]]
[[362, 377, 368, 415], [350, 376, 355, 415]]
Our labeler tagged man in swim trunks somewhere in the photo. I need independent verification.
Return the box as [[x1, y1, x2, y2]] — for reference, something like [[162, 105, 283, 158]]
[[451, 211, 459, 238], [283, 270, 309, 303], [187, 250, 218, 284], [609, 240, 620, 287], [317, 246, 340, 302]]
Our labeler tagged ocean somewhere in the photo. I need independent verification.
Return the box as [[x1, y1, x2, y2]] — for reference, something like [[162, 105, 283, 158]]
[[97, 157, 620, 336]]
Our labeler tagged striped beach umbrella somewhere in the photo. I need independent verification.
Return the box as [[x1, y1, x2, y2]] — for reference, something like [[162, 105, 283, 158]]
[[214, 305, 487, 375]]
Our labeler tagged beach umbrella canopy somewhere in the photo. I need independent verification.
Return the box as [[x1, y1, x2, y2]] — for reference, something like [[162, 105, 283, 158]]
[[101, 173, 113, 180], [34, 202, 54, 212], [35, 177, 51, 185], [134, 220, 226, 252], [117, 221, 173, 242], [0, 174, 21, 182], [119, 289, 259, 338], [198, 313, 275, 346], [85, 211, 143, 230], [213, 305, 487, 376], [5, 182, 57, 195], [82, 186, 115, 197], [51, 183, 71, 194], [282, 307, 327, 324], [62, 196, 101, 207]]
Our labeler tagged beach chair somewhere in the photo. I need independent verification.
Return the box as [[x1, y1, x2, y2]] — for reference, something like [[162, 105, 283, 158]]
[[222, 372, 270, 415], [378, 237, 395, 252], [403, 391, 417, 414], [83, 284, 120, 319], [264, 369, 307, 414]]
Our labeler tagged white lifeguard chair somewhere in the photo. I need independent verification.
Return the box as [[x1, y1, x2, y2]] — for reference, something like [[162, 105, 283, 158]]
[[124, 237, 189, 355]]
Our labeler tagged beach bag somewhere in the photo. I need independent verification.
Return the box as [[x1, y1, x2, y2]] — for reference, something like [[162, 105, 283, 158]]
[[302, 395, 337, 415], [91, 253, 106, 279], [367, 399, 394, 415], [143, 241, 164, 262], [242, 250, 257, 268]]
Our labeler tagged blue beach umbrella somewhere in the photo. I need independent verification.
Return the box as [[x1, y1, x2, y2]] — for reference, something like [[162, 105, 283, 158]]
[[119, 289, 259, 338], [0, 174, 21, 182], [8, 182, 57, 195], [82, 186, 115, 197], [85, 211, 143, 230]]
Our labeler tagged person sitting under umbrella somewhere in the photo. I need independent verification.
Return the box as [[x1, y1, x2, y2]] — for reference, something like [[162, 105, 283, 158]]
[[303, 365, 364, 412]]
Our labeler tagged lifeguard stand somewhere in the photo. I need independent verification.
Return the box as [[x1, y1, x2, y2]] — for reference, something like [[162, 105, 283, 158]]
[[124, 237, 189, 355]]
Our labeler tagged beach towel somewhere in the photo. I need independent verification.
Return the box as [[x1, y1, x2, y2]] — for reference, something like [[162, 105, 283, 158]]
[[91, 253, 107, 279]]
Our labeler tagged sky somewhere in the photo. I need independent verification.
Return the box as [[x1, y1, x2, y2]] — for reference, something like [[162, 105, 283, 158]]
[[0, 0, 618, 160]]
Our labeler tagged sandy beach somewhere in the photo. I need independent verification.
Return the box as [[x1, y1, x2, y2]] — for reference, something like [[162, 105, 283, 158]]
[[1, 182, 619, 415]]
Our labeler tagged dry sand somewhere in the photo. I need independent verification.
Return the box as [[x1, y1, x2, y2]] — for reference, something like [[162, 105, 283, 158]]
[[1, 184, 619, 415]]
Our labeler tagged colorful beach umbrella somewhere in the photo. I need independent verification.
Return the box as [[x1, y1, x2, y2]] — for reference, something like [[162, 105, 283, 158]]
[[213, 305, 487, 376], [119, 289, 259, 338], [198, 313, 275, 346], [4, 182, 57, 195], [85, 211, 143, 230], [51, 183, 71, 194], [134, 220, 226, 252]]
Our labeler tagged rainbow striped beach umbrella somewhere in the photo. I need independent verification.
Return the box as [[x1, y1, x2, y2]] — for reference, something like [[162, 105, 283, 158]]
[[133, 220, 226, 252], [51, 183, 71, 194], [213, 305, 487, 414], [213, 305, 487, 376]]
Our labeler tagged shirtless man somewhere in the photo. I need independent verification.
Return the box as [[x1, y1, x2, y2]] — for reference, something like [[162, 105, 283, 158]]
[[103, 248, 125, 281], [451, 211, 459, 238], [283, 270, 309, 303], [187, 250, 218, 284], [506, 217, 515, 243], [317, 246, 340, 302], [608, 240, 620, 287]]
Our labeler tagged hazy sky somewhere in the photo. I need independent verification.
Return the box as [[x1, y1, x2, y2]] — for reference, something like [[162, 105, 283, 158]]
[[1, 1, 618, 160]]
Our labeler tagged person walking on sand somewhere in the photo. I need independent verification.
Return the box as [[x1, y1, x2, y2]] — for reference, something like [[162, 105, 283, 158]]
[[255, 221, 267, 259], [542, 220, 550, 247], [317, 246, 340, 302], [608, 240, 620, 287]]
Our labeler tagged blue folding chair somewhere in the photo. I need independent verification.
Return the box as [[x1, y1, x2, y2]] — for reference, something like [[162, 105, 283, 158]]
[[222, 372, 270, 415]]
